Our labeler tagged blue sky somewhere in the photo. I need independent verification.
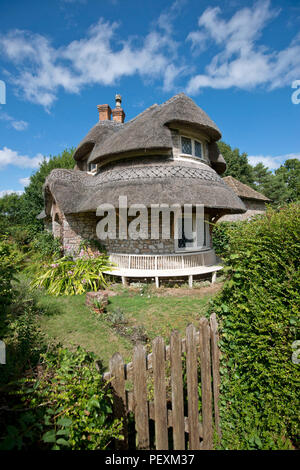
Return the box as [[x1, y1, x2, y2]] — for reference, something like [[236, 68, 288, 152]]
[[0, 0, 299, 196]]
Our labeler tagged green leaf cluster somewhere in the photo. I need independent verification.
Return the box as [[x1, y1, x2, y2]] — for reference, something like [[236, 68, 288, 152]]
[[1, 347, 122, 450], [31, 251, 112, 296], [211, 203, 300, 449], [0, 237, 22, 309]]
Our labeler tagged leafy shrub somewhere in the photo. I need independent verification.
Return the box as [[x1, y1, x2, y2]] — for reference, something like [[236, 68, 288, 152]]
[[31, 231, 62, 258], [211, 203, 300, 449], [0, 347, 122, 450], [0, 238, 22, 308], [0, 276, 48, 386], [32, 249, 112, 296], [212, 221, 240, 257]]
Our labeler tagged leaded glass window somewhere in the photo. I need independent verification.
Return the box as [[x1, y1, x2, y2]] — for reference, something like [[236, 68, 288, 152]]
[[194, 140, 202, 158], [181, 137, 192, 155]]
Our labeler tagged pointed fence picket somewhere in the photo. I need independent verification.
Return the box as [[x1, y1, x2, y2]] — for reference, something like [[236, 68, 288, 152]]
[[103, 313, 221, 450]]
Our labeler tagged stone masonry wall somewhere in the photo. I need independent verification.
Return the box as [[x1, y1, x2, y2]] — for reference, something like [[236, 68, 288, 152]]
[[60, 210, 176, 255], [62, 212, 98, 254], [59, 209, 212, 256]]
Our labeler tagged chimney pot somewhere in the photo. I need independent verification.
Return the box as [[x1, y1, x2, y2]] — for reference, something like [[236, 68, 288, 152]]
[[112, 93, 125, 123], [97, 104, 111, 121], [115, 94, 122, 108]]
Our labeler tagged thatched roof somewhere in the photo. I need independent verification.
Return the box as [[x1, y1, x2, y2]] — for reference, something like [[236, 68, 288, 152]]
[[43, 160, 246, 216], [223, 176, 271, 201], [73, 93, 222, 167]]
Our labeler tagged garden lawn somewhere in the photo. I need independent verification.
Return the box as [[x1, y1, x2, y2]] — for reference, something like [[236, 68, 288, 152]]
[[37, 294, 133, 367], [106, 289, 212, 340], [37, 286, 217, 368]]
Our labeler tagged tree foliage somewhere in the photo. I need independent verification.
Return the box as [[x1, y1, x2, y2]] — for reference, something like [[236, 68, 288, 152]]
[[19, 148, 75, 232], [218, 141, 254, 185], [218, 141, 300, 206], [0, 148, 74, 242]]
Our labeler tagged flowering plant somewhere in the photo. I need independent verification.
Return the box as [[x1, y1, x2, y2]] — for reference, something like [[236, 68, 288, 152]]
[[32, 248, 112, 296]]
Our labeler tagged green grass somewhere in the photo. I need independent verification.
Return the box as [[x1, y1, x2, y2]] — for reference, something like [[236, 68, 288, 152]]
[[37, 294, 133, 367], [36, 285, 217, 369], [106, 290, 212, 340]]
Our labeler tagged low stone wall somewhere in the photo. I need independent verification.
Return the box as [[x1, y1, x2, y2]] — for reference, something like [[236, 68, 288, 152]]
[[102, 238, 175, 254]]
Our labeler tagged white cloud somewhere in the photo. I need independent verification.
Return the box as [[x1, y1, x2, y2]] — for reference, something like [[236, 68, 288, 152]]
[[0, 147, 44, 169], [248, 152, 300, 169], [0, 109, 29, 131], [186, 1, 300, 93], [0, 14, 180, 109], [0, 189, 23, 197], [1, 1, 299, 105], [19, 176, 30, 187]]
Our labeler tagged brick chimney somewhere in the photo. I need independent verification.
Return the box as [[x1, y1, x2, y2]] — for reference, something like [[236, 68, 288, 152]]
[[97, 104, 111, 121], [112, 94, 125, 123]]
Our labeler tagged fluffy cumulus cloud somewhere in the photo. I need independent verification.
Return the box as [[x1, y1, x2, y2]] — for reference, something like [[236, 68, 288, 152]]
[[186, 0, 300, 93], [0, 12, 179, 109], [0, 147, 44, 169], [248, 152, 300, 170], [0, 1, 299, 107]]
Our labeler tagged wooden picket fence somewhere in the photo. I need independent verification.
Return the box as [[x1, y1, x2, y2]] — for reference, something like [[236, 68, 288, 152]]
[[103, 313, 221, 450]]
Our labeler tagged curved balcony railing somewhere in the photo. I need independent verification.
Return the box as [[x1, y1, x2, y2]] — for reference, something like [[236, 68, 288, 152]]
[[108, 249, 217, 271]]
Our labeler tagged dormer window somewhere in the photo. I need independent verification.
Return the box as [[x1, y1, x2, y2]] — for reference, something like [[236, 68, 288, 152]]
[[88, 163, 97, 173], [181, 136, 205, 161]]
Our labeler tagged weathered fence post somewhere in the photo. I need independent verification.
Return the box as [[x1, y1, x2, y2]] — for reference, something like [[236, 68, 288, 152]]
[[133, 344, 150, 449], [103, 315, 222, 451], [210, 312, 221, 440], [153, 336, 168, 450], [186, 324, 201, 450], [170, 330, 185, 450], [109, 352, 128, 449], [199, 317, 213, 449]]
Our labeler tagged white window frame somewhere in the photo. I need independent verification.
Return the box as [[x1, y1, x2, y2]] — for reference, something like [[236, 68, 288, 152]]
[[180, 135, 207, 162], [174, 213, 210, 253], [87, 162, 97, 174]]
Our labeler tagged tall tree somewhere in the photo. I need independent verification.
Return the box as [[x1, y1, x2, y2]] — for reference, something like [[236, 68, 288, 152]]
[[275, 159, 300, 203], [20, 148, 75, 231], [218, 141, 254, 186]]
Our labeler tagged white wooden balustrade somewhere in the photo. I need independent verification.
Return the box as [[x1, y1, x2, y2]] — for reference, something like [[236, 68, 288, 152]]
[[104, 250, 222, 288]]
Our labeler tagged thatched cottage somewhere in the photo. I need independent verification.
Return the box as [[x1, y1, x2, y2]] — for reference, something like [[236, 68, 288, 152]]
[[40, 93, 246, 286], [219, 176, 270, 222]]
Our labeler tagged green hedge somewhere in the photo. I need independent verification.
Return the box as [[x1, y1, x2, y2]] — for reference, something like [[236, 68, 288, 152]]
[[211, 203, 300, 449], [0, 239, 21, 309], [212, 222, 236, 257]]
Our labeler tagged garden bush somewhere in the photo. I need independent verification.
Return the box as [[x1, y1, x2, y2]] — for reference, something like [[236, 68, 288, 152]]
[[30, 231, 62, 258], [32, 247, 112, 296], [0, 238, 22, 309], [211, 203, 300, 449], [212, 221, 242, 257], [0, 347, 122, 450]]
